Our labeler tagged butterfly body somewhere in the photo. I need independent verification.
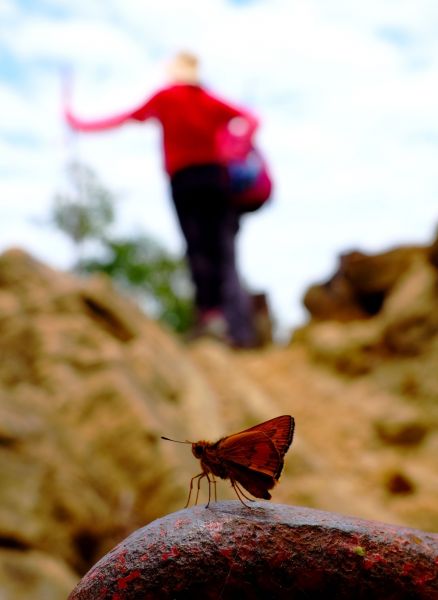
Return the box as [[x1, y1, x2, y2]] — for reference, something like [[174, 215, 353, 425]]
[[192, 441, 230, 480], [163, 415, 294, 507]]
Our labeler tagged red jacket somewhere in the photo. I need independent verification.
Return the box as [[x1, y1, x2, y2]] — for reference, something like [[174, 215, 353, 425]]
[[66, 84, 258, 176]]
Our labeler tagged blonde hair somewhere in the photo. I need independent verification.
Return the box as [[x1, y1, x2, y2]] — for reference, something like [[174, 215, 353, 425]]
[[167, 51, 200, 84]]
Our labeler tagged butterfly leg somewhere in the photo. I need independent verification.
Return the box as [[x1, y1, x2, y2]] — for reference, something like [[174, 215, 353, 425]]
[[230, 477, 253, 508], [234, 481, 255, 503], [194, 472, 207, 506], [185, 473, 204, 508], [212, 475, 218, 502], [206, 473, 216, 508]]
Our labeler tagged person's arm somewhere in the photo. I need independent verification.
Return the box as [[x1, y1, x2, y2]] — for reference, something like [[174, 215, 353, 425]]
[[64, 107, 133, 132], [65, 92, 161, 132]]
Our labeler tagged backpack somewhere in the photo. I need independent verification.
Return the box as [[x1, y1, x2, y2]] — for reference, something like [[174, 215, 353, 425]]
[[217, 122, 273, 213], [228, 145, 273, 213]]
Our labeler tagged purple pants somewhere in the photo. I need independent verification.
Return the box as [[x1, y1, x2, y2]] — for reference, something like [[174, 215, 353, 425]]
[[170, 164, 255, 346]]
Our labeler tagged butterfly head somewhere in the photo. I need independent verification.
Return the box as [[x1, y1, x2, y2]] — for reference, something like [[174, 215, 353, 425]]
[[191, 441, 208, 459]]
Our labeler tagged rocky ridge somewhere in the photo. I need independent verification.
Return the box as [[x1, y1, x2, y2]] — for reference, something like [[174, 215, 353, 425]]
[[0, 243, 436, 598]]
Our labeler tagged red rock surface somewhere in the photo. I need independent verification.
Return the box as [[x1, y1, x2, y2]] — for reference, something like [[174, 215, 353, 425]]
[[69, 502, 438, 600]]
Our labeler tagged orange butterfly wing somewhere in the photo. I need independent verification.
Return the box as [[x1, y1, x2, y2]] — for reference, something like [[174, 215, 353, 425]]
[[225, 415, 294, 459], [217, 430, 283, 478]]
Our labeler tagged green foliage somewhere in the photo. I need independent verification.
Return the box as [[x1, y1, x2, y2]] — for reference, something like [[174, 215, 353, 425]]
[[51, 161, 194, 334], [52, 161, 115, 246], [80, 236, 194, 334]]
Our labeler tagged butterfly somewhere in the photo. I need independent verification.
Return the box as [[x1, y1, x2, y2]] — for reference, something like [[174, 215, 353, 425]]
[[161, 415, 294, 507]]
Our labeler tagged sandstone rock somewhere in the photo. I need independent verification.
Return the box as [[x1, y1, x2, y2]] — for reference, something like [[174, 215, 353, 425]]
[[383, 470, 416, 495], [302, 246, 426, 322], [381, 257, 438, 355], [297, 240, 438, 377], [342, 246, 426, 294], [0, 249, 225, 592], [1, 246, 437, 598], [374, 413, 429, 446], [0, 549, 77, 600], [189, 339, 276, 428], [303, 275, 368, 322], [295, 320, 381, 374]]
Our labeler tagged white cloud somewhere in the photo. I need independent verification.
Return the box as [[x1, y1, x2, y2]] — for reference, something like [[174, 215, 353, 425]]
[[4, 17, 142, 67]]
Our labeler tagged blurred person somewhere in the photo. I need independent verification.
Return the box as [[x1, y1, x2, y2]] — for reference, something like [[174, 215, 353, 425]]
[[65, 51, 260, 347]]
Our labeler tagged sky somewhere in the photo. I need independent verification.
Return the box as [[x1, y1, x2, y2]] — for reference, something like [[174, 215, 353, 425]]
[[1, 0, 437, 338]]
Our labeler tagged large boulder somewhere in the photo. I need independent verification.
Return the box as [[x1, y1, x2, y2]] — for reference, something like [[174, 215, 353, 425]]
[[297, 236, 438, 376], [302, 245, 429, 323], [0, 249, 233, 595], [69, 503, 438, 599], [0, 549, 77, 600]]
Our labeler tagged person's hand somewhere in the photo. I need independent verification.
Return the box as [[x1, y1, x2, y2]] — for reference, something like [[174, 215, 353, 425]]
[[64, 106, 81, 130], [228, 117, 251, 137], [217, 118, 253, 161]]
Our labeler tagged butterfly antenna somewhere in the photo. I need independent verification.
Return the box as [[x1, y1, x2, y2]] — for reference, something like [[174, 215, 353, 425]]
[[161, 436, 192, 444]]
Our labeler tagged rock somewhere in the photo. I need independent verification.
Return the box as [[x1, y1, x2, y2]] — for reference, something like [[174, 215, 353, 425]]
[[188, 339, 275, 428], [295, 320, 381, 374], [374, 414, 429, 446], [68, 502, 438, 600], [0, 549, 77, 600], [303, 274, 368, 322], [384, 470, 416, 495], [381, 258, 438, 355], [1, 246, 438, 596], [341, 247, 425, 295], [251, 292, 274, 346], [0, 249, 226, 590], [303, 246, 426, 322], [427, 227, 438, 269], [297, 239, 438, 375]]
